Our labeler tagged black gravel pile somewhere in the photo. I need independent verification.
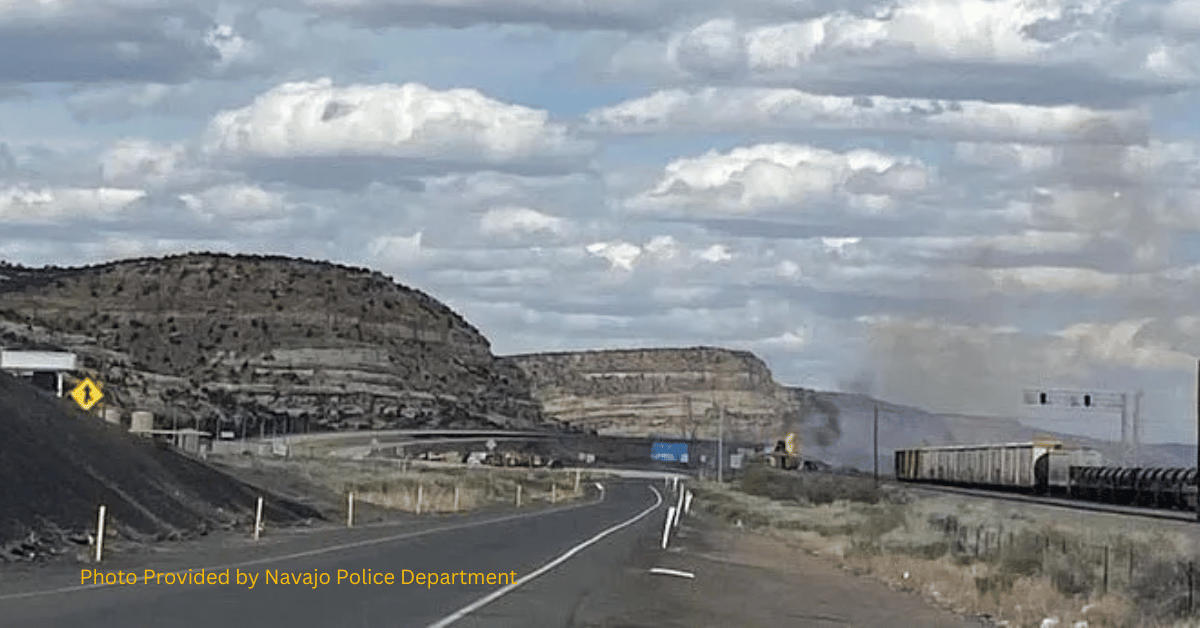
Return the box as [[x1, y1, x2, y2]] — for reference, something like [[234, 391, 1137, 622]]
[[0, 370, 321, 560]]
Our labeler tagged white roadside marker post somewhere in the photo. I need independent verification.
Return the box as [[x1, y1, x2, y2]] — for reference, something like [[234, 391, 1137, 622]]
[[662, 506, 676, 549], [254, 497, 264, 541], [94, 505, 106, 563], [454, 485, 460, 512], [347, 492, 354, 527]]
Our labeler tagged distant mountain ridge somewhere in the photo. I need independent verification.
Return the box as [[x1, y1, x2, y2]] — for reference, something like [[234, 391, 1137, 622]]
[[0, 253, 557, 435]]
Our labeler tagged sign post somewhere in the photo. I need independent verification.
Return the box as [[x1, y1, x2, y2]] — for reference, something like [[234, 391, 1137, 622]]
[[874, 404, 880, 487]]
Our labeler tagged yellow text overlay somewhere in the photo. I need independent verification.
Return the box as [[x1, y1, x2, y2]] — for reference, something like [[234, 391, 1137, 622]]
[[81, 568, 518, 590]]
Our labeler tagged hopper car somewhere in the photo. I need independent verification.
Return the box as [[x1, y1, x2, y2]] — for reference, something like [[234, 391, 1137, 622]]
[[894, 442, 1200, 512]]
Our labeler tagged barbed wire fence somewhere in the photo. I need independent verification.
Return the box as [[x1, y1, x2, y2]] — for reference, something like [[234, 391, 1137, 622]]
[[928, 515, 1200, 620]]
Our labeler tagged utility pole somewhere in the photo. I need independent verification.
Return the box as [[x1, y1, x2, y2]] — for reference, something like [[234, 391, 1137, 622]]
[[718, 402, 724, 484], [685, 396, 693, 440], [874, 403, 879, 486], [1134, 391, 1143, 466]]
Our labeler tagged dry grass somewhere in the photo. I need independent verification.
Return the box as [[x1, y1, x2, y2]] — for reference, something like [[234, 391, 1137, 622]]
[[220, 456, 594, 514], [699, 466, 1200, 628]]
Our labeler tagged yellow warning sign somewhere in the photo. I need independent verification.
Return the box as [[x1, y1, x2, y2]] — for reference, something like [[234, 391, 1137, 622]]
[[70, 378, 104, 411], [784, 432, 797, 455]]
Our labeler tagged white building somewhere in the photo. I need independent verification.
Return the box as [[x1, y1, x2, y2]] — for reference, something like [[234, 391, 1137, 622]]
[[0, 349, 78, 397]]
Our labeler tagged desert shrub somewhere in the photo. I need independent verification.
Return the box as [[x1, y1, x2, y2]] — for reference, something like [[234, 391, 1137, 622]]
[[736, 466, 882, 506], [998, 534, 1044, 579], [1130, 558, 1192, 620]]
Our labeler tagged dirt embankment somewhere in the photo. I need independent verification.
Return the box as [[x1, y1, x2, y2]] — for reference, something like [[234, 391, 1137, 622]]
[[0, 371, 321, 564]]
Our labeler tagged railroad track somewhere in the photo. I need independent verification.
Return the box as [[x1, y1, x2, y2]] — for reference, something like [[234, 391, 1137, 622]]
[[902, 481, 1200, 523]]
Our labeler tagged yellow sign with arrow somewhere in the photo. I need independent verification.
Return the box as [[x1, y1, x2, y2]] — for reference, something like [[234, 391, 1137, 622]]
[[70, 378, 104, 411]]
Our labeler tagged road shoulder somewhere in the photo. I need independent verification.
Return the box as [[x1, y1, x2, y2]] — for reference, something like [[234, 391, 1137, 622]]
[[572, 513, 993, 628]]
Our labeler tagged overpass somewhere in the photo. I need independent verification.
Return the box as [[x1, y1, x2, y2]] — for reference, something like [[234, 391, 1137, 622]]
[[211, 429, 564, 458]]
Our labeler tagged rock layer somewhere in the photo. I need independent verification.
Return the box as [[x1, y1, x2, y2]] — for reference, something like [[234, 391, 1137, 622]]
[[0, 253, 554, 434], [501, 347, 835, 443]]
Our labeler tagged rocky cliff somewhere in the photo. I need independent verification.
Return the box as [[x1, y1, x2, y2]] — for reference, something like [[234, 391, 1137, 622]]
[[500, 347, 968, 468], [0, 253, 555, 434], [500, 347, 839, 442]]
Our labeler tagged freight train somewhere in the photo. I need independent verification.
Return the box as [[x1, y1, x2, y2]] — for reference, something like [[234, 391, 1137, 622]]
[[894, 441, 1200, 512]]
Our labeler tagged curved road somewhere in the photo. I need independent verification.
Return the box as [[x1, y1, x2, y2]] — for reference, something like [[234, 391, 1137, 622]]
[[0, 480, 666, 628]]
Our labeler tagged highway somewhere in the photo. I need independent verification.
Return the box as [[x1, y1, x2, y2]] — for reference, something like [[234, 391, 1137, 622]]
[[0, 480, 666, 628]]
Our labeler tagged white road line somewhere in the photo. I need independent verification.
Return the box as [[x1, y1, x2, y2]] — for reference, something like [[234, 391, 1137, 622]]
[[649, 567, 695, 579], [0, 488, 608, 602], [426, 485, 665, 628]]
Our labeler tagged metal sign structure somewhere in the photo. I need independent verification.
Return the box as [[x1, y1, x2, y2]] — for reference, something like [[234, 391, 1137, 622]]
[[1022, 389, 1125, 410], [70, 378, 104, 411], [784, 433, 797, 455], [1022, 387, 1140, 463]]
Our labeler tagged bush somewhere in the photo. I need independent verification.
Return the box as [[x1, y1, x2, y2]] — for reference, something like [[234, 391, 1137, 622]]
[[736, 466, 882, 506]]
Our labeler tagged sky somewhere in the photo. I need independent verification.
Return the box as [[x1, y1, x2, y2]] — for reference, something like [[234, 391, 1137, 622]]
[[3, 0, 1200, 444]]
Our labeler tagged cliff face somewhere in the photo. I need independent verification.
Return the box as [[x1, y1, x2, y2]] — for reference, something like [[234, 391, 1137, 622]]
[[0, 253, 552, 434], [500, 347, 830, 441], [500, 347, 959, 468]]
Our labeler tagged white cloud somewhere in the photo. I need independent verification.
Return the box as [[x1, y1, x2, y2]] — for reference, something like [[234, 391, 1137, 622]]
[[626, 143, 932, 216], [99, 139, 190, 188], [0, 186, 145, 224], [201, 78, 592, 171], [479, 206, 566, 238], [754, 327, 810, 351], [643, 235, 679, 260], [177, 183, 293, 221], [587, 88, 1147, 144], [297, 0, 821, 31], [1058, 319, 1195, 371], [987, 266, 1127, 295], [607, 6, 1200, 105], [697, 243, 733, 262], [368, 231, 424, 267], [585, 240, 641, 271]]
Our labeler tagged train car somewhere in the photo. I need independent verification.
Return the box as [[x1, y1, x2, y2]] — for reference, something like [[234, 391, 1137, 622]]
[[895, 442, 1103, 494], [1041, 448, 1104, 496], [1069, 466, 1198, 510], [895, 442, 1060, 491]]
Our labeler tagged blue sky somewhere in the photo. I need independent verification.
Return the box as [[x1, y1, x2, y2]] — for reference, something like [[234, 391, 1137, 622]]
[[4, 0, 1200, 443]]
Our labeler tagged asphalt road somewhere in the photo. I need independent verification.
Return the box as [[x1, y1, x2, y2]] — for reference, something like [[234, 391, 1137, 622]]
[[0, 479, 666, 628]]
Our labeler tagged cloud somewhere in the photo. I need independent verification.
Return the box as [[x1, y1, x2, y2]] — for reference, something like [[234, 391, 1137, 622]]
[[479, 206, 568, 238], [98, 139, 193, 188], [586, 87, 1149, 144], [625, 143, 932, 217], [297, 0, 859, 32], [585, 241, 642, 271], [368, 231, 425, 267], [177, 183, 292, 220], [0, 186, 145, 224], [0, 2, 272, 84], [65, 83, 198, 123], [606, 8, 1200, 106], [200, 78, 594, 187]]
